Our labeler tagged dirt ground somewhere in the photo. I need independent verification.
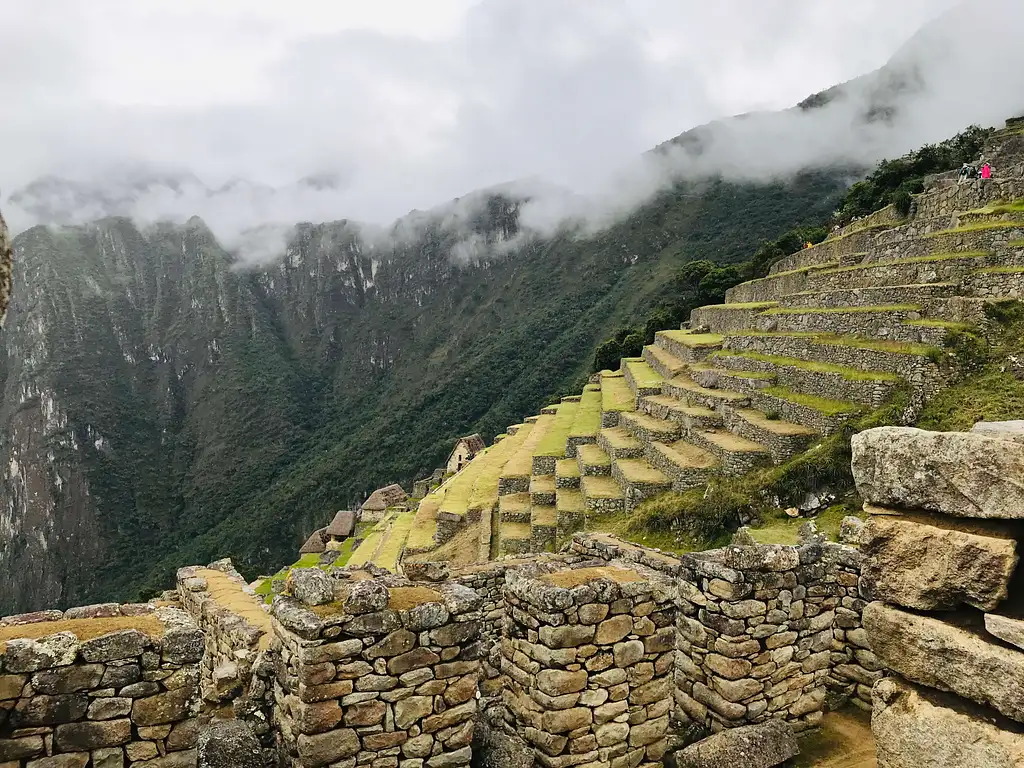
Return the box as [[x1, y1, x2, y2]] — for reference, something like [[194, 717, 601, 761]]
[[791, 708, 877, 768]]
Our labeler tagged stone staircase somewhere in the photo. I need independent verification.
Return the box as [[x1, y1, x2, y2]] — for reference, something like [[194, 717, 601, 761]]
[[398, 119, 1024, 566]]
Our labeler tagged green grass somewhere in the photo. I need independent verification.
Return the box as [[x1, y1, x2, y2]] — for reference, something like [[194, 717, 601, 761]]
[[712, 350, 900, 382], [625, 359, 664, 389], [657, 329, 724, 347], [963, 199, 1024, 216], [740, 261, 840, 285], [925, 221, 1024, 236], [468, 427, 533, 511], [569, 385, 602, 438], [761, 304, 920, 316], [728, 330, 939, 357], [975, 266, 1024, 274], [904, 319, 972, 331], [374, 512, 416, 570], [764, 386, 862, 416], [536, 400, 579, 457], [601, 374, 635, 413], [503, 414, 554, 477], [819, 250, 990, 275], [698, 301, 779, 311], [749, 504, 861, 545]]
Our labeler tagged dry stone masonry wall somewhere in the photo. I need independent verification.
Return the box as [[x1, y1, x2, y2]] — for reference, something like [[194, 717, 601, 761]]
[[268, 569, 484, 768], [497, 561, 677, 768], [0, 604, 204, 768], [852, 424, 1024, 767]]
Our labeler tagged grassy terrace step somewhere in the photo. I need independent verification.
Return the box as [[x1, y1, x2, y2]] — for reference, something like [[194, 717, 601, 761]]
[[577, 443, 612, 476], [747, 386, 863, 437], [814, 251, 992, 283], [598, 427, 644, 459], [663, 375, 751, 411], [555, 458, 581, 489], [581, 476, 626, 514], [372, 511, 416, 571], [711, 350, 901, 383], [613, 457, 670, 486], [642, 343, 688, 379], [498, 493, 532, 523], [924, 221, 1024, 237], [501, 413, 554, 486], [654, 330, 725, 365], [601, 371, 635, 425], [498, 521, 533, 555], [568, 385, 603, 440], [725, 261, 840, 304], [727, 408, 818, 464], [535, 399, 579, 459], [781, 282, 960, 308], [405, 498, 441, 553], [556, 488, 585, 514], [639, 394, 722, 430], [530, 474, 556, 506], [646, 439, 720, 481], [466, 426, 535, 517], [623, 358, 665, 397], [531, 505, 557, 528], [619, 411, 682, 443], [686, 429, 772, 475], [687, 364, 776, 393]]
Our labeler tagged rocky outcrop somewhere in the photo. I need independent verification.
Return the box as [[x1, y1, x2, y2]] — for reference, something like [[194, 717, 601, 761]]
[[860, 509, 1019, 611], [872, 678, 1024, 768], [852, 427, 1024, 519], [674, 720, 798, 768], [0, 206, 11, 327], [858, 425, 1024, 767]]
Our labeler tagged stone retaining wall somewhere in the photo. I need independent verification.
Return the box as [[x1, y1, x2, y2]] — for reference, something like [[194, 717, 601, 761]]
[[269, 569, 484, 768], [767, 227, 879, 276], [852, 425, 1024, 766], [498, 560, 677, 768], [964, 269, 1024, 298], [176, 560, 276, 759], [913, 177, 1024, 220], [0, 604, 204, 767]]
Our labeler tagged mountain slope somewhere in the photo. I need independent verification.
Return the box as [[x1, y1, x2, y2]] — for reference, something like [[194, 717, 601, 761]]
[[0, 171, 846, 612]]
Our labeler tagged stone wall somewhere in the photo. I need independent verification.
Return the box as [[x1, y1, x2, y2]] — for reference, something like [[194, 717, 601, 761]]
[[269, 568, 484, 768], [767, 227, 881, 276], [0, 604, 204, 767], [852, 425, 1024, 766], [498, 560, 677, 768], [176, 561, 276, 759], [913, 176, 1024, 220]]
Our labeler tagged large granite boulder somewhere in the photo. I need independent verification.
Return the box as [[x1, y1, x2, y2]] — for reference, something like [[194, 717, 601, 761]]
[[851, 428, 1024, 519], [872, 677, 1024, 767], [861, 508, 1019, 611], [863, 602, 1024, 723], [674, 720, 798, 768]]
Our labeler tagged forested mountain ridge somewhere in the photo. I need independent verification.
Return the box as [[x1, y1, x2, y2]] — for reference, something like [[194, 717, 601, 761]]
[[0, 171, 847, 613]]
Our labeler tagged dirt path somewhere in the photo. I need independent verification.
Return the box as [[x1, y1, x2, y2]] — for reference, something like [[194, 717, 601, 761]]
[[791, 709, 877, 768]]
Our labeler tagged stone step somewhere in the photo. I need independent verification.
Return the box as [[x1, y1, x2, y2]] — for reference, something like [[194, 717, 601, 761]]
[[805, 251, 996, 291], [498, 521, 533, 556], [642, 343, 689, 379], [654, 329, 724, 363], [555, 458, 581, 489], [685, 429, 772, 475], [529, 474, 556, 506], [576, 443, 613, 476], [871, 222, 1024, 263], [597, 426, 645, 460], [690, 302, 779, 334], [645, 440, 720, 491], [721, 332, 939, 383], [746, 387, 863, 436], [581, 476, 626, 515], [639, 395, 723, 430], [622, 358, 665, 398], [753, 305, 929, 343], [724, 408, 818, 464], [725, 261, 840, 305], [688, 364, 776, 393], [555, 489, 586, 538], [611, 457, 672, 509], [618, 411, 682, 444], [498, 493, 532, 523], [781, 282, 960, 309], [710, 351, 902, 408], [530, 505, 557, 552], [600, 371, 636, 427], [662, 375, 751, 411]]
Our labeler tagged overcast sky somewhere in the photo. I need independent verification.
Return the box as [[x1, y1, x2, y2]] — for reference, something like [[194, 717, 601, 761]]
[[5, 0, 1020, 252]]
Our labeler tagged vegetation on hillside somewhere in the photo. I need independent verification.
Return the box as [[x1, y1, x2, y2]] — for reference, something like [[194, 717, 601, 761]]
[[590, 125, 992, 373]]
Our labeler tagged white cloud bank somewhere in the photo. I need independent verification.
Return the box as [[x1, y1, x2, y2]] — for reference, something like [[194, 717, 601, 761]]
[[2, 0, 1023, 262]]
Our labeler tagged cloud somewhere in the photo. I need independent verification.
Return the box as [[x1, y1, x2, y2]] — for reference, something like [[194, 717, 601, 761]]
[[4, 0, 1022, 264]]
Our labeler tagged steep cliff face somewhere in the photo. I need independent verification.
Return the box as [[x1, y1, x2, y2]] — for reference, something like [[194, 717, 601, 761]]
[[0, 174, 846, 612]]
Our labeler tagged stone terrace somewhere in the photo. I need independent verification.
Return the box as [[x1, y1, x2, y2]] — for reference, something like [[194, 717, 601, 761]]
[[390, 120, 1024, 571]]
